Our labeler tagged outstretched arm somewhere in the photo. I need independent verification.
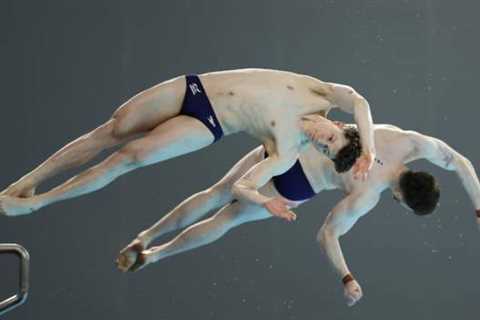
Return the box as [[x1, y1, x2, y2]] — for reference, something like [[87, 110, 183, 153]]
[[321, 83, 376, 178], [317, 191, 380, 306], [409, 132, 480, 224], [232, 151, 298, 221]]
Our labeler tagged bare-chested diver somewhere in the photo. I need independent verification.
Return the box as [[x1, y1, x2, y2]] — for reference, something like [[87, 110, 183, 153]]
[[0, 69, 376, 218], [116, 115, 480, 307]]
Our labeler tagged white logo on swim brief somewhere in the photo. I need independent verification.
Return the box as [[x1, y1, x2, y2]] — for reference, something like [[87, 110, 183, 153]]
[[189, 83, 202, 95], [207, 116, 216, 127]]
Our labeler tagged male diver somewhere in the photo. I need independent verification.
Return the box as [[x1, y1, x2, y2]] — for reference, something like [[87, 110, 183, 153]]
[[117, 115, 480, 307], [0, 69, 376, 218]]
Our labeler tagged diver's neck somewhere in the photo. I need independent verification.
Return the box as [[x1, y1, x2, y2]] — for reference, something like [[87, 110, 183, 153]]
[[389, 165, 409, 190]]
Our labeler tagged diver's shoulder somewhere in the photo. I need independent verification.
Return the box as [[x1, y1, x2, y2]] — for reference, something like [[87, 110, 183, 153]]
[[374, 124, 417, 137], [374, 124, 427, 138], [374, 124, 402, 131], [200, 68, 323, 81]]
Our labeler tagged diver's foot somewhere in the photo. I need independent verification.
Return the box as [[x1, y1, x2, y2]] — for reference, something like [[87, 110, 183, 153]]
[[128, 250, 155, 272], [0, 195, 39, 216], [116, 239, 146, 272]]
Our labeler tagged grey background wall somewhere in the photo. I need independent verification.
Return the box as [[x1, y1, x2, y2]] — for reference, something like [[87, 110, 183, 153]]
[[1, 0, 479, 319]]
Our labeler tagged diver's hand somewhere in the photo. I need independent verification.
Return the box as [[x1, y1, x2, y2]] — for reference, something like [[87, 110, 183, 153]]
[[353, 152, 374, 180], [344, 279, 363, 307], [263, 198, 297, 222]]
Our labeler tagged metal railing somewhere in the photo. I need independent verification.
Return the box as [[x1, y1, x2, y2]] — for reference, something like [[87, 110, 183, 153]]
[[0, 244, 30, 317]]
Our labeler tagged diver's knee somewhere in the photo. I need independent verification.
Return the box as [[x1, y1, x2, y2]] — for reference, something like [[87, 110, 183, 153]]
[[114, 145, 147, 168], [205, 183, 232, 203], [111, 114, 134, 139], [111, 98, 148, 138]]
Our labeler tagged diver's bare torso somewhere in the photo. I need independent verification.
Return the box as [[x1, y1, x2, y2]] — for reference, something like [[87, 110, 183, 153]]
[[195, 68, 332, 152], [245, 125, 409, 209], [300, 125, 420, 196], [227, 123, 478, 220]]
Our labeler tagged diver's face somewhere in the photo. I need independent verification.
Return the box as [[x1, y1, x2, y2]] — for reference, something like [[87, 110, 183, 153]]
[[300, 115, 347, 158]]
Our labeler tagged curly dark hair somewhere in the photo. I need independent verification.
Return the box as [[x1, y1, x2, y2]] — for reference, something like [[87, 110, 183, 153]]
[[399, 170, 440, 215], [332, 127, 362, 173]]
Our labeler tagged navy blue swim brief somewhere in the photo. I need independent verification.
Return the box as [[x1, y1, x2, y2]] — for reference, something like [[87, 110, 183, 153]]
[[180, 74, 224, 142], [264, 152, 316, 202]]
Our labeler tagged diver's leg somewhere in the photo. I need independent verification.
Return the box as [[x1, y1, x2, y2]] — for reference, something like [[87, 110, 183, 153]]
[[0, 116, 214, 216], [122, 201, 271, 272], [138, 146, 265, 243], [116, 147, 265, 270], [1, 119, 126, 198], [1, 76, 186, 197], [116, 186, 234, 272]]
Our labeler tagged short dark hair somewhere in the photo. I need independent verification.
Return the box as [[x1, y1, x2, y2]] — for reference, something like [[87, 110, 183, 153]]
[[399, 170, 440, 215], [332, 127, 362, 173]]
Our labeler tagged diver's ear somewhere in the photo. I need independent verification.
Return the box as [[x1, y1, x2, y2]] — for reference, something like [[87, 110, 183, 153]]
[[333, 121, 345, 129]]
